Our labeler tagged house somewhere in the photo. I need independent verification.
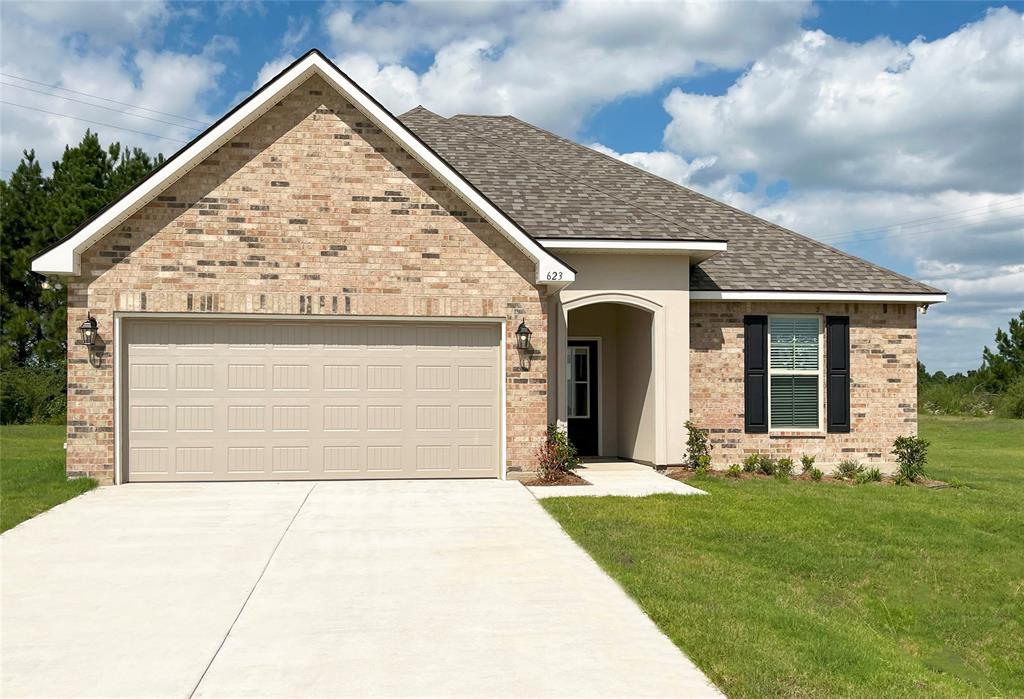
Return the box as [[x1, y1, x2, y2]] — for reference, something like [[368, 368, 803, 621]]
[[32, 50, 946, 484]]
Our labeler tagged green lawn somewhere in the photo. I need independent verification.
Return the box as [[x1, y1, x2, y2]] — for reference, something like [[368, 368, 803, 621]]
[[543, 416, 1024, 698], [1, 424, 97, 532]]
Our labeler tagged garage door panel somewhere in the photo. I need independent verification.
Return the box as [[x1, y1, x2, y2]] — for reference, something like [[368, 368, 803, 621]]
[[126, 319, 500, 482]]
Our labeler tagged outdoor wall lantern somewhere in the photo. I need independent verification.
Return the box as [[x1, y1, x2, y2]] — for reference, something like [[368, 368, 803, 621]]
[[515, 319, 533, 351], [78, 314, 98, 348]]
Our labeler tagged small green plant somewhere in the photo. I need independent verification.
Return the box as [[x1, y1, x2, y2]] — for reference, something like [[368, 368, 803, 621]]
[[742, 454, 759, 473], [536, 424, 581, 483], [947, 477, 966, 489], [856, 467, 882, 484], [684, 421, 713, 470], [835, 460, 865, 481], [892, 435, 929, 484], [776, 457, 795, 477], [756, 454, 777, 476], [810, 467, 823, 481], [773, 468, 790, 482], [695, 462, 711, 476], [800, 454, 816, 475], [726, 463, 742, 478]]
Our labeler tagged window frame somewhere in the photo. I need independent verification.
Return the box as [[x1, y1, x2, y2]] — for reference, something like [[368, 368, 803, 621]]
[[767, 314, 825, 432], [567, 345, 591, 420]]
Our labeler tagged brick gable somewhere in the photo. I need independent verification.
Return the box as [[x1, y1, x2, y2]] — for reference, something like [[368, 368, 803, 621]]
[[67, 75, 547, 483]]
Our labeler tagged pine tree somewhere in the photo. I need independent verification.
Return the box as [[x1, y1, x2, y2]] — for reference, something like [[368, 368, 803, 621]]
[[981, 310, 1024, 393]]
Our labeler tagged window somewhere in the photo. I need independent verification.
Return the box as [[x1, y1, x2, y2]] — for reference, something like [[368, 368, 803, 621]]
[[768, 316, 821, 430], [567, 346, 590, 418]]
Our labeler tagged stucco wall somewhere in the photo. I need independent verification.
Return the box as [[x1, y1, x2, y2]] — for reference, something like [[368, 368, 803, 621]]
[[616, 304, 656, 464], [689, 301, 918, 469], [554, 253, 690, 466], [65, 75, 548, 484]]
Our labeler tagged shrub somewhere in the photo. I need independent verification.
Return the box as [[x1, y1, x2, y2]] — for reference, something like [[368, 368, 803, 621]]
[[742, 454, 759, 473], [919, 382, 997, 417], [773, 468, 790, 482], [776, 457, 795, 477], [755, 454, 777, 476], [892, 435, 929, 484], [536, 424, 581, 483], [856, 467, 882, 484], [0, 364, 66, 424], [835, 460, 865, 481], [695, 461, 711, 476], [996, 376, 1024, 419], [800, 454, 816, 475], [726, 464, 742, 478], [684, 421, 713, 470], [810, 467, 823, 482]]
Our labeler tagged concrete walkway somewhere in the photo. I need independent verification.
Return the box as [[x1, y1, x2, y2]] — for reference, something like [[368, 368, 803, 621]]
[[528, 460, 707, 499], [2, 480, 720, 698]]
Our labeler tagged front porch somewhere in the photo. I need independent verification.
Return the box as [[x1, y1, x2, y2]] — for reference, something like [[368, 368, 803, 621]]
[[546, 256, 692, 468]]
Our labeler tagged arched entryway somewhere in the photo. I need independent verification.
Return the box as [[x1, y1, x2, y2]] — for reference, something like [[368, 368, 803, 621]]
[[564, 299, 657, 464]]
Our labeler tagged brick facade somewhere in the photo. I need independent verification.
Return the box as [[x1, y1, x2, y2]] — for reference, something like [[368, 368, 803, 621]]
[[66, 75, 548, 484], [689, 301, 917, 470]]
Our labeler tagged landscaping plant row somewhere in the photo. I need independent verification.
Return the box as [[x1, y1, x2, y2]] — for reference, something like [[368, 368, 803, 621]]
[[683, 421, 946, 487]]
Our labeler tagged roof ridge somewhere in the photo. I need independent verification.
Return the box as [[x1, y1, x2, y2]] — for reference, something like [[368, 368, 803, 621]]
[[446, 116, 710, 241], [486, 116, 940, 292]]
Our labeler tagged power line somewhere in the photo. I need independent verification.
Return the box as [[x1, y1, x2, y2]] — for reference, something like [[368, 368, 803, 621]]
[[822, 206, 1024, 245], [838, 214, 1024, 247], [0, 101, 190, 143], [819, 199, 1024, 242], [0, 71, 208, 126], [0, 82, 203, 132]]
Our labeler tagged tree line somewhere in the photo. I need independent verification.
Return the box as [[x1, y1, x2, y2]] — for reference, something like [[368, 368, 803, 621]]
[[918, 310, 1024, 419], [1, 131, 163, 422]]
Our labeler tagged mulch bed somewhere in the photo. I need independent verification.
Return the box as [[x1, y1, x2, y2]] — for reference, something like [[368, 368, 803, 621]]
[[524, 471, 592, 487], [666, 467, 952, 488]]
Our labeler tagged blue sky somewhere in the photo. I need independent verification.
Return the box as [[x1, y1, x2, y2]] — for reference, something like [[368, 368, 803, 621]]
[[1, 1, 1022, 372]]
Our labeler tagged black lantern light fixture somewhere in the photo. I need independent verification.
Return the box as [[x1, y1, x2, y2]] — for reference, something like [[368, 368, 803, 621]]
[[515, 319, 532, 351], [78, 314, 98, 347]]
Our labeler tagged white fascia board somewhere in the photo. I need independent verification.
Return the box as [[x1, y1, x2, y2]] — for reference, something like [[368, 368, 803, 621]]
[[539, 239, 727, 253], [690, 290, 947, 304], [32, 52, 574, 287]]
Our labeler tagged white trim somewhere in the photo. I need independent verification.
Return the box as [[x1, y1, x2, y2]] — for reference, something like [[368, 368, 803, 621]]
[[500, 318, 507, 481], [562, 292, 663, 314], [690, 290, 946, 303], [114, 311, 506, 483], [568, 336, 603, 457], [32, 52, 574, 287], [539, 239, 726, 253], [767, 314, 825, 434], [113, 314, 123, 485]]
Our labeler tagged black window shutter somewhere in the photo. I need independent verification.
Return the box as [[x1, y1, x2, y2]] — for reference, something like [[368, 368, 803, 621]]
[[826, 316, 851, 433], [744, 315, 768, 433]]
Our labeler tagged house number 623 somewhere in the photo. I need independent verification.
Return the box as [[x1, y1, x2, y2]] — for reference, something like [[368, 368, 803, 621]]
[[546, 271, 563, 281]]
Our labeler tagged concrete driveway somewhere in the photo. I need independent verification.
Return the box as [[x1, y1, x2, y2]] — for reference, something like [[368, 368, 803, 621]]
[[2, 480, 720, 698]]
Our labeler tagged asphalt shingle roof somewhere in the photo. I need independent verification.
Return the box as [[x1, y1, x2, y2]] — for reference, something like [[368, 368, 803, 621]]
[[400, 106, 941, 295]]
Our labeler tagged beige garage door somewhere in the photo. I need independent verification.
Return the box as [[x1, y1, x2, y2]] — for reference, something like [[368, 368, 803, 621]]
[[125, 319, 501, 482]]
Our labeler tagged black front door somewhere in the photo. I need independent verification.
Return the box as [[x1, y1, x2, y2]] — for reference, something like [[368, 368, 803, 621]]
[[567, 340, 599, 456]]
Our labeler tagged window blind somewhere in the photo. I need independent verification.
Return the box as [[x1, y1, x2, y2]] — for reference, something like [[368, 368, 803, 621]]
[[770, 376, 819, 429]]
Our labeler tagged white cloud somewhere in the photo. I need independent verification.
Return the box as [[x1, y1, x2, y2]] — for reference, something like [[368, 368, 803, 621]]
[[312, 0, 812, 132], [282, 16, 312, 52], [661, 8, 1024, 194], [0, 2, 223, 171], [589, 144, 717, 186]]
